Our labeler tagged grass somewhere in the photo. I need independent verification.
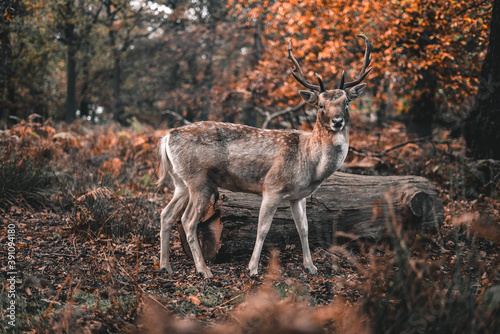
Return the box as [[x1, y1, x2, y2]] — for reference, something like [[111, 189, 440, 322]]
[[0, 289, 63, 332], [0, 285, 139, 332], [360, 217, 500, 334], [0, 153, 58, 209]]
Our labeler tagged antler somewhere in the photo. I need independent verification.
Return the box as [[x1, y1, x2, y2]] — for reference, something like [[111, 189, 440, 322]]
[[288, 40, 326, 92], [340, 34, 373, 90], [289, 35, 373, 92]]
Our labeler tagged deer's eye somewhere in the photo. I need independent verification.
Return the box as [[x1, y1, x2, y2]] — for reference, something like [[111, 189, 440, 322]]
[[319, 103, 324, 109]]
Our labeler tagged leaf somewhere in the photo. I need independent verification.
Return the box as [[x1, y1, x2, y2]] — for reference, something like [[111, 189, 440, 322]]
[[100, 158, 124, 177], [75, 187, 113, 205], [190, 294, 201, 306]]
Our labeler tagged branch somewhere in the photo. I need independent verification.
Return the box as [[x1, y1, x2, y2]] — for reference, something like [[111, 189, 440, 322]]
[[378, 136, 431, 157], [349, 146, 385, 163], [223, 90, 252, 102], [350, 136, 433, 160], [161, 110, 191, 125], [258, 101, 307, 129]]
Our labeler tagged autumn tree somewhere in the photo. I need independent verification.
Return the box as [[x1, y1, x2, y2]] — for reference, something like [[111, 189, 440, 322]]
[[118, 0, 251, 125], [99, 0, 174, 124], [227, 0, 491, 132], [464, 0, 500, 160], [5, 0, 490, 130], [0, 0, 23, 125], [0, 1, 61, 125], [51, 0, 104, 123]]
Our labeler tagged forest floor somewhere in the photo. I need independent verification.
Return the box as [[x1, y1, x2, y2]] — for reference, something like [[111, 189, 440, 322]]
[[1, 114, 499, 333]]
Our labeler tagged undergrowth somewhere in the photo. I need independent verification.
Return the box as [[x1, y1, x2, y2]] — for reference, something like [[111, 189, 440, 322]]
[[9, 223, 499, 333], [1, 114, 499, 333], [0, 153, 57, 209], [70, 187, 158, 242], [359, 199, 500, 334]]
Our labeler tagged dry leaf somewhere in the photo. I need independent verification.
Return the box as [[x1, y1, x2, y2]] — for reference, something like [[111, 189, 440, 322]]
[[190, 294, 201, 306]]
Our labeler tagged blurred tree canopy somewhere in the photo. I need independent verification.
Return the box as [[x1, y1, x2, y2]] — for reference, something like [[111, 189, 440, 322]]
[[0, 0, 493, 135]]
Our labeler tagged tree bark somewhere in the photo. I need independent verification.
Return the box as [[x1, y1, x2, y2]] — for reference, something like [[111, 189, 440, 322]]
[[177, 172, 444, 261], [464, 0, 500, 160], [407, 69, 438, 137], [66, 45, 77, 123], [63, 0, 77, 124], [112, 56, 125, 123]]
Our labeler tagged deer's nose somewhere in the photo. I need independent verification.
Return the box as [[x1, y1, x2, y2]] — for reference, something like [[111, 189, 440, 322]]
[[332, 118, 344, 129]]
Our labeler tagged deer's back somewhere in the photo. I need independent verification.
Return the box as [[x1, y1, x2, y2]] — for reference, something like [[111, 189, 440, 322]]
[[166, 121, 305, 194]]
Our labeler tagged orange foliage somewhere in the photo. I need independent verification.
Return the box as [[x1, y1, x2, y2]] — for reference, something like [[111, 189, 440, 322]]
[[229, 0, 491, 115], [2, 115, 69, 165], [100, 157, 124, 177], [0, 115, 167, 199]]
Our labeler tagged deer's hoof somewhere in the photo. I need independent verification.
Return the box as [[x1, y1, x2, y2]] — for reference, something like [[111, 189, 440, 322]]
[[248, 267, 259, 277], [305, 265, 318, 274], [197, 269, 213, 279], [160, 266, 173, 274]]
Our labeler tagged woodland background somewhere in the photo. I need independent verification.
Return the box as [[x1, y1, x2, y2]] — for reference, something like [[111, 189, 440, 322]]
[[1, 0, 500, 333], [0, 0, 495, 134]]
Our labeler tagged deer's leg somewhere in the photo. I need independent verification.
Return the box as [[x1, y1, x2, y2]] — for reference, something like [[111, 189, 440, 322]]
[[160, 185, 188, 273], [248, 193, 281, 276], [290, 198, 317, 274], [181, 189, 213, 278]]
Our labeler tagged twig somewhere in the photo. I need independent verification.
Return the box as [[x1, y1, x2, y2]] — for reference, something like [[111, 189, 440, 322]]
[[224, 90, 252, 101], [115, 261, 172, 313], [40, 253, 77, 258], [377, 136, 431, 157], [349, 146, 385, 163], [38, 270, 73, 327], [220, 293, 244, 306], [350, 136, 432, 161], [258, 101, 307, 129], [161, 110, 191, 125]]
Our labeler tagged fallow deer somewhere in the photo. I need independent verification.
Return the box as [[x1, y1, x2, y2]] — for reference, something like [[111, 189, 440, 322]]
[[157, 34, 373, 278]]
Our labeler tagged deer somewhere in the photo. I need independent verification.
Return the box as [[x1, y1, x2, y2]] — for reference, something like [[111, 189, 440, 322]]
[[157, 34, 373, 278]]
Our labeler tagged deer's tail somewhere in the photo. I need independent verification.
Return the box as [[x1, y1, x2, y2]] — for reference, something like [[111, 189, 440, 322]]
[[157, 133, 171, 188]]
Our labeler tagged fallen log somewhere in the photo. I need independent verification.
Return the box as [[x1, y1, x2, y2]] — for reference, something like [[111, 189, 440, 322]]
[[176, 172, 444, 261]]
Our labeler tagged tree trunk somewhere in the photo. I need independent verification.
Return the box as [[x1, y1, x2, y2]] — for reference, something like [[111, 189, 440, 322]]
[[407, 69, 437, 137], [105, 0, 125, 125], [464, 0, 500, 160], [177, 172, 444, 262], [1, 4, 16, 126], [66, 45, 77, 123], [112, 56, 125, 124]]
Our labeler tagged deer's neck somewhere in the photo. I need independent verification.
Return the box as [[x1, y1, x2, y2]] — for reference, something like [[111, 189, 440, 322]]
[[305, 122, 349, 181]]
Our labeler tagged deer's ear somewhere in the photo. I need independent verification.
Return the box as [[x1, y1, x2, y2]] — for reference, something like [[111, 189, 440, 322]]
[[299, 90, 318, 105], [347, 83, 367, 101]]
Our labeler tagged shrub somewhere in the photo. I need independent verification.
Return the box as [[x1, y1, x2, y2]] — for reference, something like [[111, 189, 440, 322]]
[[71, 187, 158, 242], [71, 187, 124, 239], [360, 216, 500, 333], [0, 153, 57, 209]]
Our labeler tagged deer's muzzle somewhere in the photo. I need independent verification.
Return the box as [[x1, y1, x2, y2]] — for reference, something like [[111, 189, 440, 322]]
[[331, 118, 344, 131]]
